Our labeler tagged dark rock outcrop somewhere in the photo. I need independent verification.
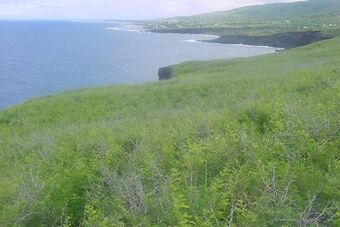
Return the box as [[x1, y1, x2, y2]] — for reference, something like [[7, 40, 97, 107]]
[[208, 31, 332, 49], [158, 67, 174, 80], [152, 28, 332, 49]]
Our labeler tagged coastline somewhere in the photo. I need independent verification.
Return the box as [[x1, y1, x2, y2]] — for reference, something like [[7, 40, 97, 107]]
[[139, 26, 286, 50], [184, 38, 282, 50], [143, 27, 286, 49], [107, 23, 282, 50], [148, 28, 333, 49], [105, 27, 143, 32], [1, 22, 277, 110], [107, 21, 287, 49]]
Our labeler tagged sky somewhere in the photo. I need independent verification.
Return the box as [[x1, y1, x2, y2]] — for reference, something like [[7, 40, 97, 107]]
[[0, 0, 305, 20]]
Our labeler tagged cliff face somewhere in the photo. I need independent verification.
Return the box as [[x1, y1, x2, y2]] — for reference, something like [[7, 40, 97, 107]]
[[158, 67, 174, 80]]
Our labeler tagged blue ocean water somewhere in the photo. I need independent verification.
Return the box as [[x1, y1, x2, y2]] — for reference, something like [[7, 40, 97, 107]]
[[0, 21, 276, 109]]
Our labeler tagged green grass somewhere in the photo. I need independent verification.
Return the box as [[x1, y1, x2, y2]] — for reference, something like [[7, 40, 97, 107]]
[[145, 0, 340, 37], [186, 0, 340, 21], [0, 37, 339, 226]]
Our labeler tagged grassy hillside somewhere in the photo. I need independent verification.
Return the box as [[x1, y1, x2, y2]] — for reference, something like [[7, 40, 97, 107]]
[[146, 0, 340, 47], [146, 0, 340, 34], [1, 38, 339, 226], [185, 0, 340, 21]]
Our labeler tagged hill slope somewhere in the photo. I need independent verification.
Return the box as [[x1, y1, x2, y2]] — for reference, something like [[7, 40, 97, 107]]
[[146, 0, 340, 47], [0, 37, 339, 225], [185, 0, 340, 21]]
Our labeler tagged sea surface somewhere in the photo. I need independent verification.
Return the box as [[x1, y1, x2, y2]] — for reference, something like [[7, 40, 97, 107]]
[[0, 21, 277, 109]]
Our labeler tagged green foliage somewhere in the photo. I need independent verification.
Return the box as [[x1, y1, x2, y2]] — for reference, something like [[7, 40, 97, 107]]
[[0, 38, 339, 226], [168, 168, 192, 226], [146, 0, 340, 38], [82, 205, 112, 227]]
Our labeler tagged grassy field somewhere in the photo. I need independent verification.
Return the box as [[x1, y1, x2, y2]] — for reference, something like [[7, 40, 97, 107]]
[[145, 0, 340, 47], [0, 35, 339, 226], [145, 0, 340, 35]]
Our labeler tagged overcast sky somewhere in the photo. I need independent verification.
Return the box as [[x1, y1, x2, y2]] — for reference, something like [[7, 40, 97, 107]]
[[0, 0, 305, 20]]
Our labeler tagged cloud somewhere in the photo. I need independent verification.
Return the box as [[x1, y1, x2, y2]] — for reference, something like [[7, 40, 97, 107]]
[[0, 3, 37, 16], [0, 0, 306, 20]]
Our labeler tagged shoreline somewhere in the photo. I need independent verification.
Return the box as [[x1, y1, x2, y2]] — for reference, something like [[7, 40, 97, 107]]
[[142, 27, 285, 49], [184, 38, 282, 50], [106, 24, 282, 50], [105, 27, 143, 32], [1, 23, 277, 110], [148, 28, 333, 49]]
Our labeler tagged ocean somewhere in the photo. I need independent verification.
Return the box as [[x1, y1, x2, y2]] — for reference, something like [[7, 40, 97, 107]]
[[0, 21, 276, 108]]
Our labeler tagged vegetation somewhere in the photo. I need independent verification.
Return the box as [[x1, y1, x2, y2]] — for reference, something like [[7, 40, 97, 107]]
[[0, 34, 339, 225], [145, 0, 340, 48]]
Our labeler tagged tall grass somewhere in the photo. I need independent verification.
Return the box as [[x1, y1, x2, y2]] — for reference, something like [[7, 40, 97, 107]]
[[0, 38, 339, 226]]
